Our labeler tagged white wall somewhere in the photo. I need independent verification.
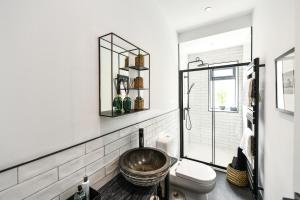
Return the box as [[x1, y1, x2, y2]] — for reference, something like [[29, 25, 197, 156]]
[[294, 0, 300, 194], [0, 0, 178, 170], [253, 0, 295, 199]]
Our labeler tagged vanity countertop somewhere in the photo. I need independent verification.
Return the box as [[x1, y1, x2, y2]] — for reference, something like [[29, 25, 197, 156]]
[[96, 157, 178, 200]]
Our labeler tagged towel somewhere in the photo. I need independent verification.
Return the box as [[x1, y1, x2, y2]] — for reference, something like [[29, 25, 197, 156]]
[[239, 127, 254, 166], [248, 79, 254, 107]]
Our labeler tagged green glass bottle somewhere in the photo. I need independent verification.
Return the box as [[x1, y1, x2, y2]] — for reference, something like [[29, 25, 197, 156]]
[[113, 94, 123, 113], [123, 95, 132, 113]]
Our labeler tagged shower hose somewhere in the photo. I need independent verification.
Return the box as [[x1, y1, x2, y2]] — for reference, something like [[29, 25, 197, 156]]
[[185, 109, 192, 130]]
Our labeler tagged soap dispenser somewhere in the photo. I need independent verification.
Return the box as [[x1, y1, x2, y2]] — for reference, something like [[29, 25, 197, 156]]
[[82, 176, 90, 200]]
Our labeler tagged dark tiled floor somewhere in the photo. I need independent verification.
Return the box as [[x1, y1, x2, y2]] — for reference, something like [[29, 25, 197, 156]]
[[208, 171, 253, 200]]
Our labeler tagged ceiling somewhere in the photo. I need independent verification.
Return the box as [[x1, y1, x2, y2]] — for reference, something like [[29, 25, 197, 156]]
[[154, 0, 256, 33], [180, 27, 251, 55]]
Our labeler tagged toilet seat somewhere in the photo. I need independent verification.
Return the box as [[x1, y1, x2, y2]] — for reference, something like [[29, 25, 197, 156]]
[[175, 159, 216, 184]]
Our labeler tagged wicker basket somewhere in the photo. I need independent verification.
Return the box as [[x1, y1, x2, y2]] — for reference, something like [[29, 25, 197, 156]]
[[226, 164, 249, 187]]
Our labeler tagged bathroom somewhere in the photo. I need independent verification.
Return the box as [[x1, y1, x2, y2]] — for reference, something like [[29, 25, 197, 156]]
[[0, 0, 299, 200]]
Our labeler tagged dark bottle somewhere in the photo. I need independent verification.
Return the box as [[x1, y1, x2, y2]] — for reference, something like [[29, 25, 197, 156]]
[[123, 95, 131, 113]]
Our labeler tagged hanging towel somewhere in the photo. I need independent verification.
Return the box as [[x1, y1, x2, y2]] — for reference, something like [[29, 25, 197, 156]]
[[248, 79, 255, 107], [239, 127, 254, 166]]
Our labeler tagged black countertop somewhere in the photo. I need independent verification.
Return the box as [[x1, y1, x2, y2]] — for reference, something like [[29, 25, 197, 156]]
[[97, 157, 178, 200]]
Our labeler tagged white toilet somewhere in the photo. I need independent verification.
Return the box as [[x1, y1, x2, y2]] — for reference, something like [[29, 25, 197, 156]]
[[157, 134, 216, 200]]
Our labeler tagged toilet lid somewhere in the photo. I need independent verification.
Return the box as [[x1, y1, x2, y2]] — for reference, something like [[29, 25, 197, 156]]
[[175, 159, 216, 184]]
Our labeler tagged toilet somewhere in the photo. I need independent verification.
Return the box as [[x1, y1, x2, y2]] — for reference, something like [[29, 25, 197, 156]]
[[157, 134, 216, 200]]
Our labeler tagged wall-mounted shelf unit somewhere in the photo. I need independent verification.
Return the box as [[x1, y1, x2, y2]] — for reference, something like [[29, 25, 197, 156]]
[[99, 33, 150, 117]]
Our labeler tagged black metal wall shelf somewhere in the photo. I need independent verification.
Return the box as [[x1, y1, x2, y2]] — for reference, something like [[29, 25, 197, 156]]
[[120, 66, 149, 71], [99, 33, 150, 117], [100, 109, 150, 118], [120, 88, 149, 91]]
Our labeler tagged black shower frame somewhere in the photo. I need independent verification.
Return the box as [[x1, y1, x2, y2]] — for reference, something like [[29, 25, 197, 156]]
[[178, 59, 264, 199], [179, 62, 250, 168]]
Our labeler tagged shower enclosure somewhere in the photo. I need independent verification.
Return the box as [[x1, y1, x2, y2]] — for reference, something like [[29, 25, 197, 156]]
[[179, 61, 249, 168]]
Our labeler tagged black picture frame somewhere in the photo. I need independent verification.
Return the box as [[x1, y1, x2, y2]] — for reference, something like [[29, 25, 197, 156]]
[[275, 48, 295, 115]]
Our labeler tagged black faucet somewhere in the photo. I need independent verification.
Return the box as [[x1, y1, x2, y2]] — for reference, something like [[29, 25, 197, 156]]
[[139, 128, 144, 148]]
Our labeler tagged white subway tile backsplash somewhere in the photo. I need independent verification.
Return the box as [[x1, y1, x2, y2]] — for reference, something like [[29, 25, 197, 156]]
[[18, 145, 85, 182], [86, 137, 104, 153], [91, 169, 119, 190], [103, 131, 120, 145], [85, 157, 105, 177], [24, 169, 85, 200], [59, 147, 104, 179], [105, 159, 119, 175], [131, 139, 139, 149], [59, 182, 80, 200], [0, 110, 179, 200], [104, 135, 130, 155], [119, 143, 131, 155], [130, 131, 138, 142], [86, 150, 119, 176], [89, 168, 105, 185], [0, 168, 17, 192], [119, 126, 135, 137], [85, 131, 120, 154], [0, 168, 58, 200]]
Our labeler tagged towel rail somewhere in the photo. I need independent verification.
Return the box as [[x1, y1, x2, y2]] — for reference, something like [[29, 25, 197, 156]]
[[245, 58, 264, 199]]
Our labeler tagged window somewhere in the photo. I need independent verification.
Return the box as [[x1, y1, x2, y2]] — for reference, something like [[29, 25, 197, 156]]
[[209, 62, 238, 112]]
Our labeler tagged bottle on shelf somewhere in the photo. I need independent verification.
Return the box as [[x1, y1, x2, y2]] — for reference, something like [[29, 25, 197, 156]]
[[73, 185, 86, 200], [82, 176, 90, 200]]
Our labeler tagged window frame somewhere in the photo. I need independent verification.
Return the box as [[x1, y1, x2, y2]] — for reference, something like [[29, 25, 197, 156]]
[[208, 61, 239, 113]]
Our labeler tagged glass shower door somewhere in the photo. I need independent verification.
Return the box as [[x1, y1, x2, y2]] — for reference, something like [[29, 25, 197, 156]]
[[213, 66, 243, 167], [182, 70, 213, 164]]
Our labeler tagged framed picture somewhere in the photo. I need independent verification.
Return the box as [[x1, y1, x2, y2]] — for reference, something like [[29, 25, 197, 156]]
[[275, 48, 295, 115]]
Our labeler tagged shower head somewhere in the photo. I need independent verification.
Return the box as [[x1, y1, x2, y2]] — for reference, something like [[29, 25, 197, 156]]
[[188, 83, 195, 94]]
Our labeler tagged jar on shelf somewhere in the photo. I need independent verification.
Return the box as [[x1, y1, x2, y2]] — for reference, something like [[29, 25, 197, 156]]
[[123, 95, 132, 113], [134, 96, 144, 110], [135, 54, 144, 67], [113, 95, 123, 113], [124, 56, 129, 68], [133, 77, 144, 89]]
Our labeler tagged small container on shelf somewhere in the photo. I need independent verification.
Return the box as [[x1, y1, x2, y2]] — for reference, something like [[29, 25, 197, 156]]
[[124, 56, 129, 68], [135, 54, 144, 67], [133, 77, 144, 89], [113, 95, 123, 113], [123, 95, 132, 113], [134, 96, 144, 110]]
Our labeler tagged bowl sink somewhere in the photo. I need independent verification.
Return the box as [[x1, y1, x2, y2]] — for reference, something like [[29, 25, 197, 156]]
[[119, 147, 170, 186]]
